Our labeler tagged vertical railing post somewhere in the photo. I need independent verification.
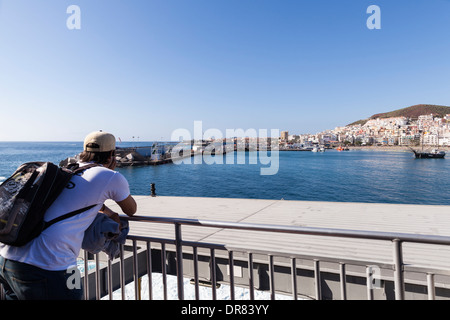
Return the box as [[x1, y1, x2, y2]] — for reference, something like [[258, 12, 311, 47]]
[[427, 273, 436, 300], [161, 243, 167, 300], [193, 246, 200, 300], [339, 263, 347, 300], [268, 255, 275, 300], [291, 258, 298, 300], [229, 251, 235, 300], [366, 266, 374, 300], [132, 240, 140, 300], [83, 250, 89, 300], [248, 253, 255, 300], [314, 260, 322, 300], [95, 253, 100, 300], [146, 241, 153, 300], [175, 223, 184, 300], [119, 244, 125, 300], [392, 239, 405, 300], [107, 259, 113, 300], [210, 249, 217, 300]]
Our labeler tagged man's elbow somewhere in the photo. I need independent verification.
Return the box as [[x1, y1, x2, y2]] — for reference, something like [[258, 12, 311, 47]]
[[124, 201, 137, 216], [124, 205, 137, 216], [118, 196, 137, 216]]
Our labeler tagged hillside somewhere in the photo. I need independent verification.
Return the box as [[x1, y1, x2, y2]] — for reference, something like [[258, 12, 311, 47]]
[[347, 104, 450, 126]]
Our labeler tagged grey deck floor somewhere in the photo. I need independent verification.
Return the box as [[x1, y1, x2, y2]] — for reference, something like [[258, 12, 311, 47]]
[[106, 196, 450, 273]]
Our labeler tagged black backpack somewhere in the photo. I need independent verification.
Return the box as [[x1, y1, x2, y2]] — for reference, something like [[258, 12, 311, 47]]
[[0, 162, 98, 246]]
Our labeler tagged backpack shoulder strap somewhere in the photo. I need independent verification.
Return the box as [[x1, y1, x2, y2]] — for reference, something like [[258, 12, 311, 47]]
[[43, 204, 99, 230], [43, 163, 102, 230], [64, 163, 100, 174]]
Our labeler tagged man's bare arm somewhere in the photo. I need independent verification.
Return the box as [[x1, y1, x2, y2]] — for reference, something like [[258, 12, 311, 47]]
[[116, 195, 137, 216]]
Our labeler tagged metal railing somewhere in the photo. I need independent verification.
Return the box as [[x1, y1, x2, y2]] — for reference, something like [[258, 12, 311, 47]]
[[3, 215, 450, 300], [79, 215, 450, 300]]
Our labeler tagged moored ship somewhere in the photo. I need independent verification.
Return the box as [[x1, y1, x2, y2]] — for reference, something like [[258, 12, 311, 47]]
[[411, 148, 446, 159]]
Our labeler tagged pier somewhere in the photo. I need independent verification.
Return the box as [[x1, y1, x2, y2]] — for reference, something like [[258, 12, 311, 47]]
[[86, 196, 450, 300], [115, 145, 177, 167], [115, 142, 275, 167]]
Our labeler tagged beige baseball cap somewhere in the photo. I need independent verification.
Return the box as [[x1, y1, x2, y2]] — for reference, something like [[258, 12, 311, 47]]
[[84, 130, 116, 152]]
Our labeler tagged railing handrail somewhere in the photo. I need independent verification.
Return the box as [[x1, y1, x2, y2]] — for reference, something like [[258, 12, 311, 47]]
[[116, 214, 450, 300], [122, 214, 450, 246]]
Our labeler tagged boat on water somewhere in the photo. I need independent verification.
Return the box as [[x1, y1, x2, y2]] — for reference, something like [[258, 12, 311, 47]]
[[312, 146, 325, 152], [336, 145, 349, 151], [410, 130, 446, 158], [411, 148, 446, 159]]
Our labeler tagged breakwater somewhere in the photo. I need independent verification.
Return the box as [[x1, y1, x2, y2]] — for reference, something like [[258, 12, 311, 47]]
[[115, 143, 275, 167]]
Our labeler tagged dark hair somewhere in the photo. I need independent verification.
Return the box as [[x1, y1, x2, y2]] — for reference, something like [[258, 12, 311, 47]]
[[79, 150, 115, 165]]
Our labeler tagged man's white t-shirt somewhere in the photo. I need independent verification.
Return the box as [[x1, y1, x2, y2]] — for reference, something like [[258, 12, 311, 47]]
[[0, 162, 131, 271]]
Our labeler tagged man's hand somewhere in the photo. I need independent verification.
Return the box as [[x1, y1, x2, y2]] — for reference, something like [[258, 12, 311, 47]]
[[100, 204, 121, 226]]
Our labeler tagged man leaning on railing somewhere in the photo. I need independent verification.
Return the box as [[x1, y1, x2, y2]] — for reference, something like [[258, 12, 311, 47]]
[[0, 131, 137, 300]]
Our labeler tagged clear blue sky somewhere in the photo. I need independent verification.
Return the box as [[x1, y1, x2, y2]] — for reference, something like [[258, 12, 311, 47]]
[[0, 0, 449, 141]]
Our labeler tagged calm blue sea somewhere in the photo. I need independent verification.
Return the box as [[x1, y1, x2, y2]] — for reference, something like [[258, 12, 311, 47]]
[[0, 141, 449, 205]]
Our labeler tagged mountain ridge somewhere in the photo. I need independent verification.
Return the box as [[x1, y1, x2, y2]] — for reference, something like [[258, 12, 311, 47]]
[[347, 104, 450, 127]]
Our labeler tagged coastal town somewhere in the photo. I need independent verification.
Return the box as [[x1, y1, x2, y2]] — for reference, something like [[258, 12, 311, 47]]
[[112, 105, 450, 166], [282, 113, 450, 149]]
